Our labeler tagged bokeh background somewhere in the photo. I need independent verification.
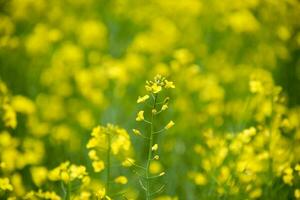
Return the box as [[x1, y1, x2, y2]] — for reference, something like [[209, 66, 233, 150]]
[[1, 0, 300, 199]]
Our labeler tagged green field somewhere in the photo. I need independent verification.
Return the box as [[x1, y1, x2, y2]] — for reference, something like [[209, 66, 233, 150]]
[[1, 0, 300, 199]]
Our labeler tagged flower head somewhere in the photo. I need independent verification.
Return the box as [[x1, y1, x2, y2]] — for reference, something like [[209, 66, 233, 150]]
[[165, 120, 175, 129], [114, 176, 128, 184], [0, 178, 13, 191], [165, 80, 175, 89], [137, 95, 149, 103], [136, 111, 144, 121], [92, 160, 105, 172], [132, 129, 142, 136], [152, 144, 158, 151], [161, 104, 168, 111]]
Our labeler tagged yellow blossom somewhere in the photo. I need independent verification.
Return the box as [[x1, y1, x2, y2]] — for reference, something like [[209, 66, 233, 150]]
[[283, 167, 293, 185], [194, 173, 207, 185], [88, 150, 99, 160], [136, 110, 144, 121], [86, 138, 98, 149], [151, 83, 162, 93], [96, 187, 107, 199], [2, 104, 17, 129], [122, 158, 135, 167], [154, 155, 160, 160], [152, 144, 158, 151], [149, 161, 163, 174], [114, 176, 128, 184], [161, 104, 168, 111], [30, 167, 48, 186], [159, 172, 165, 176], [92, 161, 105, 172], [132, 129, 142, 136], [295, 164, 300, 171], [295, 189, 300, 199], [137, 95, 149, 103], [61, 171, 70, 183], [165, 120, 175, 129], [11, 95, 35, 114], [165, 80, 175, 89], [0, 178, 13, 191]]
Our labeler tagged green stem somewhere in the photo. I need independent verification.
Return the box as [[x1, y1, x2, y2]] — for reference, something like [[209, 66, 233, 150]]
[[65, 182, 71, 200], [106, 133, 111, 196], [146, 94, 158, 200], [267, 93, 274, 198]]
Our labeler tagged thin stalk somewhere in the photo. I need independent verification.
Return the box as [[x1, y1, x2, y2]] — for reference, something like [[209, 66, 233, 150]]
[[65, 182, 71, 200], [106, 133, 111, 195], [267, 93, 274, 198], [145, 94, 158, 200]]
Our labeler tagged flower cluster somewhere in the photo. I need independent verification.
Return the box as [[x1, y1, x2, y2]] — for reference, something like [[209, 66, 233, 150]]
[[86, 124, 132, 199], [133, 75, 175, 200]]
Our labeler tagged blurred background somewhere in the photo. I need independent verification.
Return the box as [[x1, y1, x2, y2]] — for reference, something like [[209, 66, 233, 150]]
[[0, 0, 300, 199]]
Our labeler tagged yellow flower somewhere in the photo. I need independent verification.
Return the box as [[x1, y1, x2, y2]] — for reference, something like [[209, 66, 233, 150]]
[[149, 161, 163, 174], [136, 111, 144, 121], [86, 138, 98, 149], [114, 176, 128, 184], [295, 189, 300, 199], [165, 80, 175, 89], [92, 161, 105, 172], [0, 178, 13, 191], [151, 83, 162, 93], [61, 171, 70, 183], [154, 155, 160, 160], [30, 167, 48, 187], [283, 167, 293, 185], [11, 95, 35, 114], [0, 162, 5, 169], [96, 187, 106, 199], [250, 188, 262, 199], [137, 95, 149, 103], [152, 144, 158, 151], [295, 164, 300, 171], [161, 104, 168, 111], [165, 120, 175, 129], [249, 80, 263, 94], [3, 104, 17, 129], [194, 173, 207, 186], [132, 129, 142, 136], [159, 172, 165, 176], [122, 158, 135, 167], [91, 126, 101, 137], [69, 165, 87, 180], [88, 150, 99, 160]]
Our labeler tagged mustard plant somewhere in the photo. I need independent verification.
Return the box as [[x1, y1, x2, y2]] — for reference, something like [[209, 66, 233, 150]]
[[87, 124, 132, 199], [133, 74, 175, 200]]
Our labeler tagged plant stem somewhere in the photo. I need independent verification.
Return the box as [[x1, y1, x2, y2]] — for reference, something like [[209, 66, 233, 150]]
[[106, 133, 111, 195], [65, 182, 71, 200], [146, 94, 157, 200], [267, 93, 274, 198]]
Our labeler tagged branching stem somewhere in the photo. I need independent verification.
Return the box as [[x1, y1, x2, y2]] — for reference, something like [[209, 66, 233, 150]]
[[145, 93, 158, 200]]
